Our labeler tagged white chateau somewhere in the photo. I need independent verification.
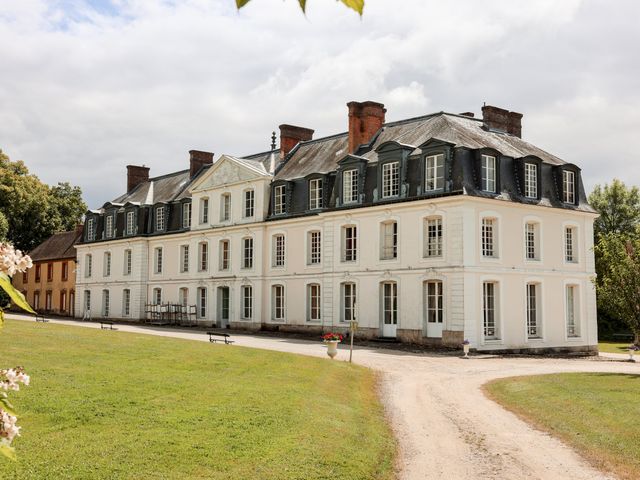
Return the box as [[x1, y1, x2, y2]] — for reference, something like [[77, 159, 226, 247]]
[[74, 102, 598, 352]]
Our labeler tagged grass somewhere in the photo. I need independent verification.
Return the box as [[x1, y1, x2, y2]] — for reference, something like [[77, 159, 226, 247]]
[[0, 320, 395, 480], [484, 372, 640, 480], [599, 341, 635, 354]]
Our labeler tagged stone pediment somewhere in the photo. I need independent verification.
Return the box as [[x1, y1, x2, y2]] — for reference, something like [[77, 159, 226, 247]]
[[190, 155, 269, 192]]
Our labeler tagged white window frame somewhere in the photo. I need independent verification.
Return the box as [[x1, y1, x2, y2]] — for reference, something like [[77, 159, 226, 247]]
[[307, 283, 321, 322], [180, 245, 189, 273], [105, 215, 114, 239], [425, 280, 443, 327], [244, 190, 255, 218], [425, 154, 444, 192], [524, 222, 539, 261], [308, 230, 321, 265], [124, 249, 132, 275], [382, 161, 400, 198], [380, 221, 398, 260], [565, 226, 577, 263], [126, 211, 135, 235], [200, 198, 209, 224], [219, 239, 230, 271], [524, 163, 537, 198], [482, 281, 500, 340], [220, 193, 231, 222], [198, 242, 208, 272], [481, 154, 496, 193], [123, 289, 131, 317], [343, 169, 358, 204], [153, 287, 162, 305], [197, 287, 207, 318], [272, 234, 285, 268], [565, 284, 580, 338], [342, 225, 358, 262], [183, 203, 191, 229], [272, 284, 285, 322], [526, 283, 542, 339], [86, 218, 95, 241], [154, 247, 163, 274], [481, 218, 498, 258], [102, 289, 110, 317], [179, 287, 189, 307], [309, 178, 323, 210], [242, 237, 253, 270], [274, 185, 286, 215], [103, 252, 111, 277], [155, 206, 165, 231], [85, 254, 92, 278], [341, 282, 357, 323], [424, 217, 443, 258], [241, 285, 253, 320], [563, 170, 576, 204]]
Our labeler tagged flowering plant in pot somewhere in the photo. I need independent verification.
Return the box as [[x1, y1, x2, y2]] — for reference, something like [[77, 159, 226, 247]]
[[322, 333, 343, 359], [461, 339, 470, 358], [628, 344, 639, 362]]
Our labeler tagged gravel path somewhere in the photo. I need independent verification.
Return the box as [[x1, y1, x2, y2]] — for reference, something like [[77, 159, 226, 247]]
[[8, 314, 636, 480]]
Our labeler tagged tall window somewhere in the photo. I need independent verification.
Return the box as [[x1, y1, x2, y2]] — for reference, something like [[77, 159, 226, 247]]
[[183, 203, 191, 228], [35, 264, 41, 282], [124, 249, 132, 275], [381, 221, 398, 260], [482, 218, 497, 258], [425, 281, 443, 326], [123, 289, 131, 317], [243, 237, 253, 269], [103, 252, 111, 277], [566, 285, 579, 337], [483, 282, 499, 339], [105, 215, 114, 239], [154, 247, 163, 274], [424, 217, 443, 257], [200, 198, 209, 224], [244, 190, 255, 218], [343, 169, 358, 204], [342, 283, 356, 322], [86, 218, 95, 241], [525, 222, 539, 261], [83, 290, 90, 314], [85, 254, 92, 278], [155, 206, 165, 231], [180, 245, 189, 273], [425, 154, 444, 191], [34, 291, 40, 310], [307, 284, 321, 321], [274, 185, 286, 215], [45, 291, 52, 311], [241, 285, 253, 320], [563, 170, 576, 204], [309, 178, 323, 210], [197, 287, 207, 318], [565, 227, 577, 263], [47, 263, 53, 281], [524, 163, 537, 198], [272, 285, 285, 321], [153, 288, 162, 305], [272, 234, 285, 267], [179, 288, 189, 307], [308, 230, 321, 265], [382, 162, 400, 198], [527, 283, 541, 339], [481, 155, 496, 192], [126, 211, 135, 235], [382, 282, 398, 327], [219, 240, 230, 271], [199, 242, 208, 271], [220, 194, 231, 222], [342, 226, 357, 262], [102, 289, 110, 317]]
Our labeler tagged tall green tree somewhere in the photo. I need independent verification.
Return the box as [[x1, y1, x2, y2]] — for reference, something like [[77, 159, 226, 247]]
[[589, 179, 640, 238], [0, 150, 86, 252]]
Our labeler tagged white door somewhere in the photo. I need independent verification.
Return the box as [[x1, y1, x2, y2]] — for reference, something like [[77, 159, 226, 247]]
[[382, 282, 398, 337], [425, 281, 443, 338]]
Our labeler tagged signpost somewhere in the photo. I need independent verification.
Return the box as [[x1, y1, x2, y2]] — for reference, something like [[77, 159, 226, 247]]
[[349, 320, 358, 363]]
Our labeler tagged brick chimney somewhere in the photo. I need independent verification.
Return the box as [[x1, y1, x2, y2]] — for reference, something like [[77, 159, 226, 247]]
[[347, 101, 386, 154], [482, 105, 523, 138], [126, 165, 150, 193], [279, 124, 314, 159], [189, 150, 214, 178], [459, 112, 475, 118]]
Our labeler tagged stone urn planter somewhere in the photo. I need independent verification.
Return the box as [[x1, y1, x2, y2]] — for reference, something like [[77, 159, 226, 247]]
[[462, 340, 470, 359], [322, 333, 344, 360]]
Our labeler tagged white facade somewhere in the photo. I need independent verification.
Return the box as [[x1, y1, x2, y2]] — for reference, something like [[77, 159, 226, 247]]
[[75, 154, 598, 352]]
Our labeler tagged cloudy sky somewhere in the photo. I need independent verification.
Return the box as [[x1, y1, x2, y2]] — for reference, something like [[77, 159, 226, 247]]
[[1, 0, 639, 208]]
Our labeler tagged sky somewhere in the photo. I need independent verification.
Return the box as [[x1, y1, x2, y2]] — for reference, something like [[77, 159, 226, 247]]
[[1, 0, 639, 208]]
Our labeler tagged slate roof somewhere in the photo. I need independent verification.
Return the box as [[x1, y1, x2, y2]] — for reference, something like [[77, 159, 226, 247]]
[[275, 112, 566, 181], [29, 228, 83, 262]]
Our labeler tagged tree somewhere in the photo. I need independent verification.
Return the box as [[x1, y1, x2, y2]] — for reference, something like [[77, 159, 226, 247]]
[[236, 0, 364, 15], [594, 232, 640, 343], [0, 150, 86, 252], [589, 179, 640, 238]]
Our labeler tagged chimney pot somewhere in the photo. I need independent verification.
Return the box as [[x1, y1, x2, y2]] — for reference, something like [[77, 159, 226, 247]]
[[126, 165, 150, 193], [189, 150, 214, 178], [279, 124, 314, 159], [347, 100, 386, 154]]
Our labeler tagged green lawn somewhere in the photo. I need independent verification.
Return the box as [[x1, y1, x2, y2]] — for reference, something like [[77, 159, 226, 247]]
[[599, 341, 635, 354], [0, 320, 395, 480], [484, 372, 640, 480]]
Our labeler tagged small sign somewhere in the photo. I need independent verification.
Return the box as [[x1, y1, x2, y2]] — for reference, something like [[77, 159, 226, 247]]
[[349, 320, 358, 333]]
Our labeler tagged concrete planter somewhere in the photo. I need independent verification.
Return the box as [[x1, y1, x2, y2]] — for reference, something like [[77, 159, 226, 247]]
[[325, 340, 339, 359]]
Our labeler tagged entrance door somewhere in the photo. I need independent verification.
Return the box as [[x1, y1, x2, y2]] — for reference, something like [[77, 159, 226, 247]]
[[217, 287, 230, 328], [425, 281, 443, 338], [381, 282, 397, 337]]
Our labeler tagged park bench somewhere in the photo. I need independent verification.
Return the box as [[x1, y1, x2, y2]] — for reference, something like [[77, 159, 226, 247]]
[[612, 332, 634, 342], [100, 321, 117, 331], [207, 332, 234, 344], [35, 314, 49, 323]]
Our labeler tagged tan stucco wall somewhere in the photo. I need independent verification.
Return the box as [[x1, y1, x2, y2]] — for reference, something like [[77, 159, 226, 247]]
[[12, 259, 77, 316]]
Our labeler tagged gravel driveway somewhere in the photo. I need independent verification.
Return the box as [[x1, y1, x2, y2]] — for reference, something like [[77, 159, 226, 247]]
[[8, 314, 635, 480]]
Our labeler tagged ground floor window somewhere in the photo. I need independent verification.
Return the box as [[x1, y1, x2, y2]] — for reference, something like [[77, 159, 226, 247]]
[[83, 290, 90, 315], [425, 280, 443, 324], [272, 284, 285, 321], [526, 283, 541, 339], [566, 285, 579, 337], [483, 282, 499, 340], [381, 281, 398, 326], [197, 287, 207, 319], [34, 290, 40, 311], [123, 289, 131, 316], [102, 289, 110, 317], [307, 283, 321, 321], [241, 285, 252, 320], [45, 291, 52, 311], [60, 290, 67, 313], [341, 282, 356, 322], [179, 287, 189, 307], [153, 288, 162, 305]]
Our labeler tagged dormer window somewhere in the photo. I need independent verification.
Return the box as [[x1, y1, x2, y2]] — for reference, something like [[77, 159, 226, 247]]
[[343, 169, 358, 204], [425, 154, 444, 191], [481, 155, 496, 193], [105, 215, 114, 239], [86, 218, 95, 241], [382, 161, 400, 198], [126, 211, 136, 235], [524, 163, 537, 198], [155, 206, 165, 231], [309, 178, 323, 210], [274, 185, 286, 215], [182, 203, 191, 229], [563, 170, 576, 204]]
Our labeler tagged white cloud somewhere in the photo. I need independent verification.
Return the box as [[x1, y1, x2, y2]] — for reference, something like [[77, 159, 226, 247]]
[[0, 0, 639, 207]]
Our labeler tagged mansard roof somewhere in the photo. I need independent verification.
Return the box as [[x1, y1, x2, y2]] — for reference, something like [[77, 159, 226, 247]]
[[275, 112, 565, 181], [29, 228, 83, 262]]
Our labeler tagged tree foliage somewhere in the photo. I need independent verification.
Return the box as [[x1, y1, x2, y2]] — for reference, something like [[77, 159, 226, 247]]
[[0, 150, 87, 252], [589, 179, 640, 238], [236, 0, 364, 15]]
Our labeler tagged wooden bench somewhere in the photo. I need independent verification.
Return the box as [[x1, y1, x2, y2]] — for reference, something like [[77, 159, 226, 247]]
[[35, 314, 49, 323], [100, 321, 117, 331], [612, 332, 634, 342], [207, 332, 234, 344]]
